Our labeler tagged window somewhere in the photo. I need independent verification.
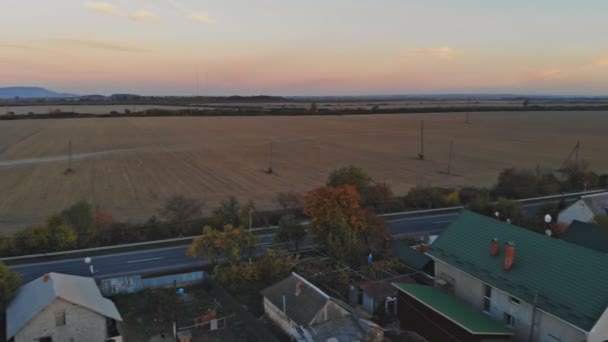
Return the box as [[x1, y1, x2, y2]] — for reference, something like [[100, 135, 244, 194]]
[[483, 284, 492, 313], [509, 296, 520, 305], [55, 310, 66, 326], [504, 312, 515, 328], [39, 337, 53, 342]]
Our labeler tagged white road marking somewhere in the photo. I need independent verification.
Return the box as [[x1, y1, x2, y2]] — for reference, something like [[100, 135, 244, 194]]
[[126, 257, 165, 264], [432, 220, 453, 225]]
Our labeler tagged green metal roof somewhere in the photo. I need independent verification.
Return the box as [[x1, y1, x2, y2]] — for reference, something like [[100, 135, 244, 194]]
[[427, 210, 608, 332], [391, 239, 432, 270], [561, 220, 608, 253], [393, 283, 513, 335]]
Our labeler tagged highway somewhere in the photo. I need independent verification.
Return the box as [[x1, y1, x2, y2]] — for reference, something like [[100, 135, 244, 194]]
[[9, 199, 575, 283]]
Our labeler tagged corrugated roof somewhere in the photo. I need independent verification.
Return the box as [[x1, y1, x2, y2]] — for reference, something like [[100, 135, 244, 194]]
[[582, 192, 608, 216], [261, 272, 329, 326], [427, 210, 608, 332], [391, 240, 432, 270], [393, 283, 513, 335], [562, 220, 608, 253], [6, 272, 123, 339]]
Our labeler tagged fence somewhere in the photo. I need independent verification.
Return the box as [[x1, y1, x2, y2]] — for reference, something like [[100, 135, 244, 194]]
[[100, 271, 204, 296]]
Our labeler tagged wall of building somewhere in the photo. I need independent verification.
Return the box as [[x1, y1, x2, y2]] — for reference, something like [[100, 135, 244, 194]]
[[558, 199, 593, 224], [100, 271, 205, 296], [263, 298, 295, 336], [589, 306, 608, 342], [434, 260, 587, 342], [15, 298, 108, 342], [310, 300, 349, 325]]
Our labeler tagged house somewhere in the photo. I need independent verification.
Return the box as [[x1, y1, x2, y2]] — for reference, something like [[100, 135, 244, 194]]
[[390, 239, 435, 282], [426, 210, 608, 342], [349, 275, 414, 316], [558, 192, 608, 224], [261, 272, 383, 342], [561, 220, 608, 253], [393, 282, 513, 342], [6, 272, 123, 342]]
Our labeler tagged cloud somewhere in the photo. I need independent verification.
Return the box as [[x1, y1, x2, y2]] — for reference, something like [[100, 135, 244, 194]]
[[53, 38, 145, 52], [590, 55, 608, 68], [84, 2, 124, 16], [168, 0, 212, 23], [130, 10, 159, 22], [407, 46, 463, 60], [84, 2, 159, 23], [189, 12, 211, 23]]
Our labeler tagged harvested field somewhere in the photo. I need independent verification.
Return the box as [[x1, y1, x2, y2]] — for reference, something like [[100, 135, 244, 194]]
[[0, 111, 607, 234]]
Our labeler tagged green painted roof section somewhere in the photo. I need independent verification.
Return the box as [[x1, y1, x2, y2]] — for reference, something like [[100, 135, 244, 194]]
[[561, 220, 608, 253], [393, 283, 513, 335], [391, 239, 432, 270], [427, 210, 608, 332]]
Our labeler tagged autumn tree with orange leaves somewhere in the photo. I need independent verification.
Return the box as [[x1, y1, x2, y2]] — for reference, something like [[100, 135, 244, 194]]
[[304, 185, 389, 263]]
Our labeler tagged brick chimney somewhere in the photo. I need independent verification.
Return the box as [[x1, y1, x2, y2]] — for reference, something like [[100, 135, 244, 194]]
[[504, 242, 515, 271], [490, 238, 499, 256], [43, 273, 51, 282]]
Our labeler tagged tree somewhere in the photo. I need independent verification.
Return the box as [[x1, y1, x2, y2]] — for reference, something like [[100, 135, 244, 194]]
[[275, 191, 303, 215], [523, 99, 529, 108], [362, 183, 396, 212], [187, 225, 258, 265], [0, 261, 20, 310], [211, 196, 241, 228], [310, 102, 318, 112], [594, 215, 608, 228], [95, 208, 114, 228], [61, 200, 95, 243], [494, 168, 539, 199], [327, 166, 372, 193], [304, 185, 389, 263], [404, 186, 453, 209], [458, 187, 489, 205], [13, 216, 77, 254], [160, 195, 204, 223], [275, 214, 306, 251]]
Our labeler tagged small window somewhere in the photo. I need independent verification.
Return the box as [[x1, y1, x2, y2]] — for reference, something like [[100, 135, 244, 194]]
[[483, 284, 492, 313], [504, 313, 515, 328], [509, 296, 520, 305], [55, 310, 66, 326]]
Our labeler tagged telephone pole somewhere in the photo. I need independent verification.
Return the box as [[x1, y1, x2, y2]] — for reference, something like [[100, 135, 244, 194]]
[[267, 141, 273, 174], [418, 120, 425, 160], [447, 140, 454, 175]]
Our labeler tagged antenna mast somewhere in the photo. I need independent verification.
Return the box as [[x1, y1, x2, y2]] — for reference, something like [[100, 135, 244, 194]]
[[418, 120, 425, 160], [447, 140, 454, 175]]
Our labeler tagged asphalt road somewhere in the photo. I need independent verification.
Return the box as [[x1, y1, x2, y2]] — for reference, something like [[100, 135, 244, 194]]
[[10, 199, 574, 283]]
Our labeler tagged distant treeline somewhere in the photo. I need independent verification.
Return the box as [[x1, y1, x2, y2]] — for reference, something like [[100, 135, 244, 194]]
[[2, 104, 608, 121]]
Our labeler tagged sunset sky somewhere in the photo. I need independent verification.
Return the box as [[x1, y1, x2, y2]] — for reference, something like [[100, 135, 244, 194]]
[[2, 0, 608, 96]]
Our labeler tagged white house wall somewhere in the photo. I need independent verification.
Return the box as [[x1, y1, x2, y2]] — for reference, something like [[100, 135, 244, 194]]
[[263, 298, 296, 336], [15, 298, 108, 342], [588, 306, 608, 342], [558, 199, 594, 224], [434, 259, 586, 342]]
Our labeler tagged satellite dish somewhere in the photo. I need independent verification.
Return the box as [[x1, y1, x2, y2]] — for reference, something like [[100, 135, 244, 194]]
[[494, 211, 500, 218], [545, 229, 552, 237], [544, 214, 552, 223]]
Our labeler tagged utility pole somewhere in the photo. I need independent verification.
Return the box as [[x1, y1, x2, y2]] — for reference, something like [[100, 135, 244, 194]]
[[447, 140, 454, 175], [418, 120, 425, 160], [267, 141, 273, 174], [575, 140, 580, 166], [68, 140, 72, 171]]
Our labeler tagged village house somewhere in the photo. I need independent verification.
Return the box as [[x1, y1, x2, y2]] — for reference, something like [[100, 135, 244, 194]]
[[561, 220, 608, 253], [558, 191, 608, 224], [6, 272, 122, 342], [425, 210, 608, 342]]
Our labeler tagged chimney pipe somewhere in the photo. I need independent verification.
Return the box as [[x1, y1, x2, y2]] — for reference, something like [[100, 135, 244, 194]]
[[43, 274, 51, 282], [504, 242, 515, 271], [490, 238, 499, 256], [282, 295, 286, 315]]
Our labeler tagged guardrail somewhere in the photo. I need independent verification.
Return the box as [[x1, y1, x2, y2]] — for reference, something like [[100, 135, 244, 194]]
[[2, 189, 604, 263]]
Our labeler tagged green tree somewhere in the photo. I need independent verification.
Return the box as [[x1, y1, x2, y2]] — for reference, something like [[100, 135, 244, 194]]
[[275, 214, 306, 251], [0, 261, 20, 310], [187, 225, 258, 265], [211, 196, 241, 228], [160, 194, 204, 223], [404, 186, 453, 209], [275, 191, 303, 215], [327, 166, 372, 193], [61, 200, 95, 244], [494, 168, 539, 199], [362, 183, 396, 212], [13, 216, 78, 254]]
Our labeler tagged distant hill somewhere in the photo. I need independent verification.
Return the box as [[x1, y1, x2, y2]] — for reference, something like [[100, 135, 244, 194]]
[[0, 87, 78, 99]]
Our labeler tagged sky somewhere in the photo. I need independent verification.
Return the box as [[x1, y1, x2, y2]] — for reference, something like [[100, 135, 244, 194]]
[[1, 0, 608, 96]]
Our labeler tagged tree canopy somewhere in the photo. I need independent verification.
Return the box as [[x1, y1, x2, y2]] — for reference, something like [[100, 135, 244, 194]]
[[0, 261, 20, 310], [327, 166, 372, 193]]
